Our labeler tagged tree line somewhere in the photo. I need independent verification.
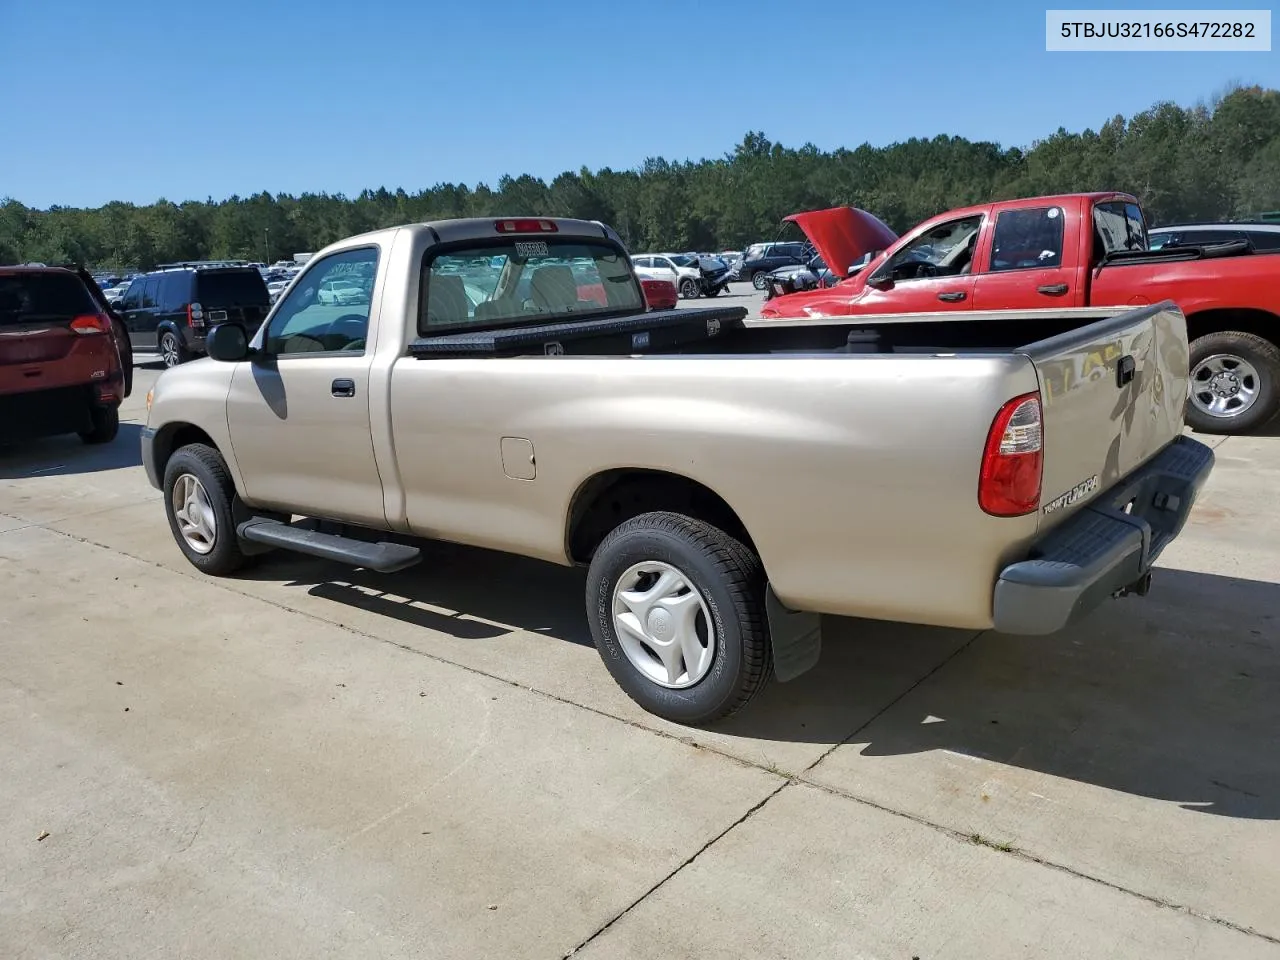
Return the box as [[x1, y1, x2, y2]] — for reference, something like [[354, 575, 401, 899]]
[[3, 85, 1279, 271]]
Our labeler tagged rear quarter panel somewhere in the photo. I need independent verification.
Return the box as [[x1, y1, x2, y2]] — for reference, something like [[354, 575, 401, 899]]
[[387, 353, 1043, 629]]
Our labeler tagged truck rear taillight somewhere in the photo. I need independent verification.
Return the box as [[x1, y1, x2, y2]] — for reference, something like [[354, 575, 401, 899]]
[[979, 392, 1043, 517], [494, 218, 558, 233], [187, 302, 204, 328], [69, 313, 112, 335]]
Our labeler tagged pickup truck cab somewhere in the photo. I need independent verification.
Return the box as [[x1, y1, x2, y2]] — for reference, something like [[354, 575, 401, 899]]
[[762, 193, 1280, 434], [142, 216, 1213, 725]]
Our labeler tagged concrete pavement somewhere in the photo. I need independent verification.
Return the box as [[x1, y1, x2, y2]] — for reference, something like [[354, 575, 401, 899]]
[[1, 358, 1278, 959]]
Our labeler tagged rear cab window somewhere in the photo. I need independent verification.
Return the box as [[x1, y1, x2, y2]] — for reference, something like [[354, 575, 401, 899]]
[[0, 271, 97, 326], [196, 269, 270, 308], [419, 238, 645, 334]]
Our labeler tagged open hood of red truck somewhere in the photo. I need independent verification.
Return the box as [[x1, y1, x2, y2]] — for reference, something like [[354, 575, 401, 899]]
[[783, 206, 898, 280]]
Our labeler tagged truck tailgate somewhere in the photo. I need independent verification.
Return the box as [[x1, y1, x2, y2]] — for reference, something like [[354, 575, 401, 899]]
[[1026, 302, 1189, 532]]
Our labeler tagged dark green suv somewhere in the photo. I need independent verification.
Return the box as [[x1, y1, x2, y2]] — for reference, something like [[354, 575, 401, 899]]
[[117, 264, 270, 367]]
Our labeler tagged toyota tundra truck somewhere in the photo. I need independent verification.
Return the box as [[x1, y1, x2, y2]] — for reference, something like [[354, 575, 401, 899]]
[[762, 193, 1280, 435], [140, 217, 1214, 725]]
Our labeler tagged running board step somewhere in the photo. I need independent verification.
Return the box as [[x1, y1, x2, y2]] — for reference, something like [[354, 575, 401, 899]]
[[237, 519, 421, 573]]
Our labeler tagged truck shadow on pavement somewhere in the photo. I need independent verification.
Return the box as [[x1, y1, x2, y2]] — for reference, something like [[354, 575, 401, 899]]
[[0, 422, 144, 479], [242, 542, 1279, 820]]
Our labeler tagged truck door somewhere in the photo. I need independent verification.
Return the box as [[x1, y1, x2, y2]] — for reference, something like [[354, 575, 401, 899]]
[[224, 246, 387, 526], [972, 202, 1084, 309], [857, 212, 983, 314]]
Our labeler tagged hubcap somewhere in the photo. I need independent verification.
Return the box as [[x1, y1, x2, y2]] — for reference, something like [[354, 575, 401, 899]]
[[171, 473, 216, 554], [161, 335, 179, 366], [612, 561, 715, 689], [1190, 353, 1260, 419], [752, 273, 767, 290]]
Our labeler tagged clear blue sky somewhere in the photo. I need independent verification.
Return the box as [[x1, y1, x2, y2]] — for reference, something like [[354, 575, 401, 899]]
[[1, 0, 1275, 208]]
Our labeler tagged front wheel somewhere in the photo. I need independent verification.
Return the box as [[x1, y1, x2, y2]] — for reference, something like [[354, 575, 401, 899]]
[[678, 278, 699, 300], [159, 330, 188, 368], [703, 284, 721, 298], [585, 511, 772, 725], [751, 271, 768, 291], [1186, 331, 1280, 434], [163, 443, 252, 576]]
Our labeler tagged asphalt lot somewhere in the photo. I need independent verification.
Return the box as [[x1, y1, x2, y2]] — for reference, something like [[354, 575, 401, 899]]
[[2, 308, 1279, 958]]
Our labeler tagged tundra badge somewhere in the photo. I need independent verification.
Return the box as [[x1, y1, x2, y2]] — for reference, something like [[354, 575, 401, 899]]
[[1042, 475, 1099, 515]]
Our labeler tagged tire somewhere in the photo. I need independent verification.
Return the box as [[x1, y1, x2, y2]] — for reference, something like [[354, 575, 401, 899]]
[[162, 443, 251, 576], [751, 271, 768, 291], [585, 511, 772, 725], [679, 278, 699, 300], [79, 405, 119, 445], [703, 285, 721, 298], [159, 330, 188, 368], [1186, 331, 1280, 435]]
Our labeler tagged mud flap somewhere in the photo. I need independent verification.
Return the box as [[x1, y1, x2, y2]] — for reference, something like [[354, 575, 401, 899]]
[[766, 584, 821, 682]]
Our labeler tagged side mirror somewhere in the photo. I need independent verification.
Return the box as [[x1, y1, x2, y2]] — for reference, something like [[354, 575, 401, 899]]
[[867, 273, 894, 290], [206, 323, 250, 362]]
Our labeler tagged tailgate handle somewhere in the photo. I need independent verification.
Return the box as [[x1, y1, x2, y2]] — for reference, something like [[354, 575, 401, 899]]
[[331, 378, 356, 398], [936, 291, 967, 302], [1117, 355, 1136, 387], [1037, 283, 1069, 296]]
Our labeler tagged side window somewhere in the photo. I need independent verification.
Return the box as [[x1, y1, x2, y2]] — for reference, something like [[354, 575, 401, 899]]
[[1124, 203, 1147, 249], [1173, 229, 1245, 247], [120, 277, 145, 310], [1247, 231, 1280, 252], [654, 257, 674, 270], [264, 247, 377, 356], [990, 206, 1065, 271], [879, 215, 983, 282], [633, 257, 651, 269], [141, 276, 160, 309]]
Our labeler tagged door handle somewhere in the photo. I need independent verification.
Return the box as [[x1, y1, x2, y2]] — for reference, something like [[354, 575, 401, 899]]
[[331, 378, 355, 398], [937, 291, 967, 302], [1037, 283, 1069, 296]]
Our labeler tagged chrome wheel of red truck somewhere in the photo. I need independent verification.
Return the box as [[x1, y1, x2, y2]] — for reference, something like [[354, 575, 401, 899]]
[[1186, 332, 1280, 434]]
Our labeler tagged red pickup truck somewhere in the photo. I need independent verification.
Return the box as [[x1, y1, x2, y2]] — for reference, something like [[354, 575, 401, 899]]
[[760, 193, 1280, 434]]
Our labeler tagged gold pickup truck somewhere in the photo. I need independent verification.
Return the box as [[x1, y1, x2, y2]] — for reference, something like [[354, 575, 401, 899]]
[[142, 217, 1214, 725]]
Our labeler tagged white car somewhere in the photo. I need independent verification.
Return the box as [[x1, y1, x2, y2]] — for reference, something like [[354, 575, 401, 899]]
[[317, 278, 366, 306], [1148, 222, 1280, 252], [631, 253, 702, 299]]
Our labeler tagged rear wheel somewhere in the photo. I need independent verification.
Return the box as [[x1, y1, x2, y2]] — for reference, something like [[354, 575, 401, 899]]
[[78, 405, 119, 445], [159, 330, 188, 368], [163, 444, 251, 576], [1186, 331, 1280, 434], [751, 271, 768, 291], [679, 278, 699, 300], [585, 511, 772, 725]]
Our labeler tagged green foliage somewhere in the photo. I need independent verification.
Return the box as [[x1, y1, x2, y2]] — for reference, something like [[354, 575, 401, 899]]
[[4, 87, 1280, 269]]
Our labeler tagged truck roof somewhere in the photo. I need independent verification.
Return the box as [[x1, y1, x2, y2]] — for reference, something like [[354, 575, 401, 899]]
[[924, 192, 1140, 223], [313, 217, 626, 262]]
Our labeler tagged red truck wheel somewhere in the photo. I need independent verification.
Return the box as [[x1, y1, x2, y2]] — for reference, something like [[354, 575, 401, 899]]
[[1186, 332, 1280, 434]]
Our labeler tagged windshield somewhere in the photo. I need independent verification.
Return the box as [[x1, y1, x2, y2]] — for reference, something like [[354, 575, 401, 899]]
[[420, 239, 644, 334]]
